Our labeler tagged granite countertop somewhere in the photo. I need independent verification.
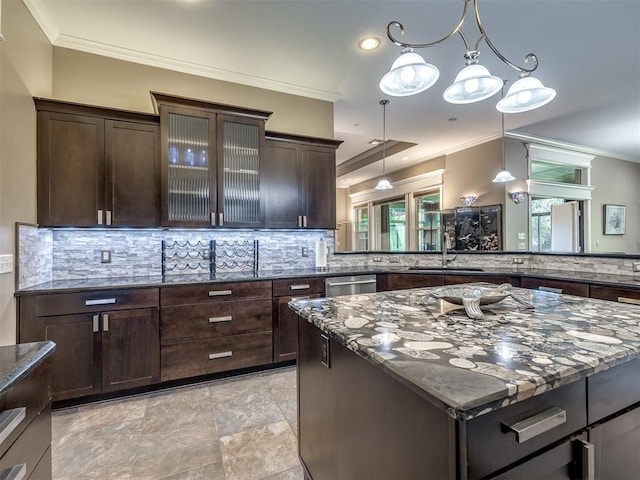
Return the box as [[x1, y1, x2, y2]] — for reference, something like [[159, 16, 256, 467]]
[[289, 284, 640, 421], [0, 341, 56, 396], [15, 265, 640, 295]]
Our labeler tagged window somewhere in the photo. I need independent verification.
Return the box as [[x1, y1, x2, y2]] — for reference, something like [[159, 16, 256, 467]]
[[353, 205, 369, 251], [374, 198, 406, 251], [530, 160, 582, 184], [415, 191, 441, 251], [530, 197, 566, 252]]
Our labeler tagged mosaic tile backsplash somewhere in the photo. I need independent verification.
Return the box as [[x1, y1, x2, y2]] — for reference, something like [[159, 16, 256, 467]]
[[17, 226, 639, 290]]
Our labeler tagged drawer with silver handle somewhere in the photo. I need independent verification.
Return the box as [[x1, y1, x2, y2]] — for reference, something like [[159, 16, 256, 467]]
[[161, 281, 272, 306], [36, 289, 158, 316]]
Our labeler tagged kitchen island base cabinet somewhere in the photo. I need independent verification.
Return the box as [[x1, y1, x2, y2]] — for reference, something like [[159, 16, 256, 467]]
[[298, 316, 451, 480]]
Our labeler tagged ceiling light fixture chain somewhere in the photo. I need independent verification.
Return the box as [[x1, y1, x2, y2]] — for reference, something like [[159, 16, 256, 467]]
[[380, 0, 556, 112]]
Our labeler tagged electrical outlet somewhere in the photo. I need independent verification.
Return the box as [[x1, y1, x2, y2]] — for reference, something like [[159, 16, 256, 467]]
[[517, 242, 527, 250], [301, 247, 308, 257], [388, 257, 400, 264], [372, 256, 383, 262], [633, 262, 640, 272], [0, 254, 13, 274], [512, 257, 524, 265], [101, 250, 112, 263]]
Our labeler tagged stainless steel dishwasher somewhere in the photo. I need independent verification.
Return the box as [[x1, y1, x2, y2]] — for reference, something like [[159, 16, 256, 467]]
[[325, 274, 377, 297]]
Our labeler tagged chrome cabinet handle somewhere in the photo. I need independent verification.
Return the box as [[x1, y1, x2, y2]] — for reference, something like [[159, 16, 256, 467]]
[[209, 290, 232, 297], [296, 215, 301, 227], [502, 406, 566, 443], [103, 314, 109, 332], [210, 212, 216, 226], [618, 296, 640, 305], [209, 315, 232, 323], [85, 298, 116, 306], [303, 215, 307, 227], [209, 351, 232, 360], [538, 286, 563, 294], [0, 408, 26, 445], [92, 314, 100, 333], [290, 284, 310, 290], [575, 439, 595, 480], [106, 210, 112, 226], [97, 210, 103, 225], [326, 279, 377, 287], [2, 464, 26, 480], [218, 213, 224, 226]]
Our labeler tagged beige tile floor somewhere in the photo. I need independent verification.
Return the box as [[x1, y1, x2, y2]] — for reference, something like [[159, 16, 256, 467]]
[[51, 366, 303, 480]]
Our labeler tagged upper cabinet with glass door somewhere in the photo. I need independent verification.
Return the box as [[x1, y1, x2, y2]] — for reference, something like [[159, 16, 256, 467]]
[[151, 92, 271, 228]]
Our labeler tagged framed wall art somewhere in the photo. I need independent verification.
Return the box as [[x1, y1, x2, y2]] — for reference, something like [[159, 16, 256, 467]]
[[603, 204, 626, 235]]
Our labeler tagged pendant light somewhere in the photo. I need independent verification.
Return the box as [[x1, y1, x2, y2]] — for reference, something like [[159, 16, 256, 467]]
[[380, 0, 556, 112], [493, 82, 516, 183], [375, 100, 393, 190]]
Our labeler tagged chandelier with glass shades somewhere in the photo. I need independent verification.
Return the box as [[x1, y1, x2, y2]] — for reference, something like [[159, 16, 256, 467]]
[[379, 0, 556, 113]]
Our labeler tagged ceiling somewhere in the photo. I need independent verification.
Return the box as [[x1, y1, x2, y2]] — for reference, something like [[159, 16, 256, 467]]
[[24, 0, 640, 188]]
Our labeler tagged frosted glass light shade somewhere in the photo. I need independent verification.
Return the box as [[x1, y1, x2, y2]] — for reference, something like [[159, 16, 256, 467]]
[[375, 178, 393, 190], [492, 168, 516, 183], [496, 76, 556, 113], [443, 64, 503, 104], [379, 50, 440, 97]]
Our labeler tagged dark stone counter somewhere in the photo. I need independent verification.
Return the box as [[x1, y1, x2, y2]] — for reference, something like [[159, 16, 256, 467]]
[[0, 341, 56, 396]]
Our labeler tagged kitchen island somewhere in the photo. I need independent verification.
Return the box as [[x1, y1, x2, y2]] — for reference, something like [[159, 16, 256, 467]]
[[290, 285, 640, 479]]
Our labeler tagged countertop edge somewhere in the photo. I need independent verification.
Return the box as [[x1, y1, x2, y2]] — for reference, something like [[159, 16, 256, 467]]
[[0, 341, 56, 396]]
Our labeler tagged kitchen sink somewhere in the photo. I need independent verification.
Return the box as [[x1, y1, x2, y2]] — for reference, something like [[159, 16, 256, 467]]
[[407, 266, 484, 272]]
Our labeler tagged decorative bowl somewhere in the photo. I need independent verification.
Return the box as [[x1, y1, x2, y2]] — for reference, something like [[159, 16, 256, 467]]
[[430, 286, 509, 305]]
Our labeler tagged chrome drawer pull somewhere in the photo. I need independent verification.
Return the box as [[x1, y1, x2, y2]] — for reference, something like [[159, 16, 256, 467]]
[[209, 316, 232, 323], [209, 351, 232, 360], [85, 298, 117, 306], [106, 210, 112, 226], [97, 209, 103, 225], [209, 290, 232, 297], [618, 296, 640, 305], [0, 408, 26, 445], [92, 314, 100, 333], [103, 314, 109, 332], [290, 284, 310, 290], [575, 439, 595, 480], [538, 286, 563, 294], [502, 406, 566, 443], [326, 279, 377, 287], [2, 464, 26, 480]]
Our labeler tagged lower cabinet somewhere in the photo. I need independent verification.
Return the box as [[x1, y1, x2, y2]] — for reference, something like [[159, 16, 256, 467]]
[[589, 407, 640, 479], [18, 289, 160, 401], [520, 277, 590, 297], [445, 274, 517, 286], [272, 277, 324, 362], [160, 281, 273, 382], [377, 273, 444, 291], [590, 285, 640, 305], [0, 358, 52, 480]]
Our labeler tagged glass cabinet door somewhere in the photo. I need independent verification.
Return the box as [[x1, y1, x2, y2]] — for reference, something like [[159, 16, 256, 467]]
[[217, 115, 264, 227], [164, 109, 216, 226]]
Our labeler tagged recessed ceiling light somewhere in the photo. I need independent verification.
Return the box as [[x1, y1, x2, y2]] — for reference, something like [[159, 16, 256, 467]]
[[359, 37, 380, 51], [402, 156, 409, 161]]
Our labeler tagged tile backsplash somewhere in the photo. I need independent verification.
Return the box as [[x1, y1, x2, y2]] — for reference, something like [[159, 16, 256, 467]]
[[17, 225, 639, 290]]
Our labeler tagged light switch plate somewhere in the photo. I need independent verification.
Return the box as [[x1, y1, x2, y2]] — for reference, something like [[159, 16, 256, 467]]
[[0, 254, 13, 274], [101, 250, 111, 263], [517, 232, 526, 240], [633, 262, 640, 272]]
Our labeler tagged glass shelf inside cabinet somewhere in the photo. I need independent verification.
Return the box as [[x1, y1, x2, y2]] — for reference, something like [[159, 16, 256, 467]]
[[167, 113, 211, 222]]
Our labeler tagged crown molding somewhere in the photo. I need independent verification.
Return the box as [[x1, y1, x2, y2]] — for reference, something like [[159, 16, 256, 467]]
[[22, 0, 59, 43], [507, 131, 639, 163]]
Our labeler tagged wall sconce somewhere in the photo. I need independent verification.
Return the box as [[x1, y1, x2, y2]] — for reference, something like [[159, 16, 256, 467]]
[[460, 195, 478, 206], [509, 191, 527, 204]]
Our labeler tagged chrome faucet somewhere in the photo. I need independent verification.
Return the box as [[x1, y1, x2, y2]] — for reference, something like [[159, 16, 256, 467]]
[[442, 230, 457, 267]]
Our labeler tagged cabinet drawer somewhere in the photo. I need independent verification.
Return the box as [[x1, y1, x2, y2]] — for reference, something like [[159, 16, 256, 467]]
[[160, 331, 272, 381], [466, 380, 587, 480], [161, 299, 272, 344], [587, 358, 640, 423], [521, 277, 589, 297], [35, 289, 159, 316], [161, 281, 272, 306], [0, 403, 51, 480], [273, 277, 324, 297], [590, 285, 640, 304], [0, 361, 49, 458], [445, 275, 514, 285], [386, 274, 444, 290]]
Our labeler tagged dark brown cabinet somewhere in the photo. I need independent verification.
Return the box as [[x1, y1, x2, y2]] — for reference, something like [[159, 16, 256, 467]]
[[272, 277, 324, 362], [377, 273, 445, 291], [160, 281, 273, 381], [264, 132, 342, 229], [445, 274, 517, 286], [152, 92, 271, 228], [589, 285, 640, 305], [17, 289, 160, 401], [521, 277, 590, 297], [35, 98, 160, 228], [0, 357, 52, 480]]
